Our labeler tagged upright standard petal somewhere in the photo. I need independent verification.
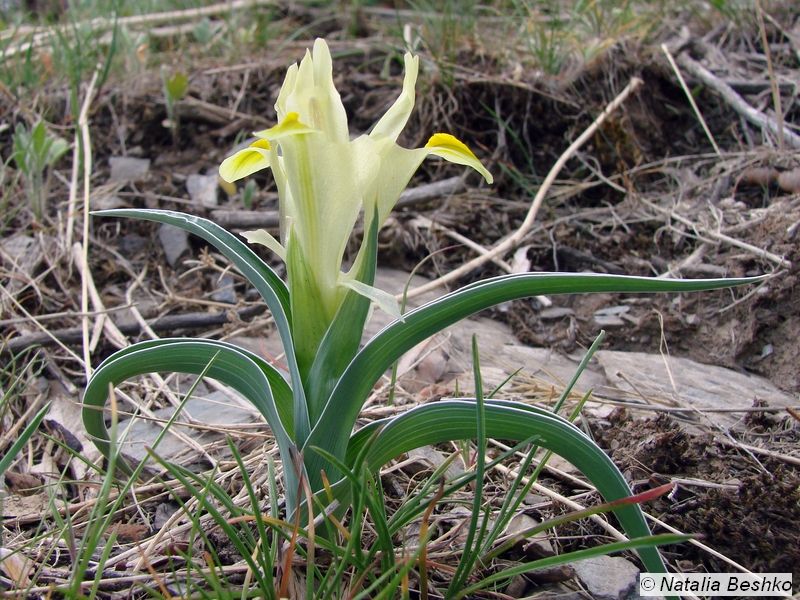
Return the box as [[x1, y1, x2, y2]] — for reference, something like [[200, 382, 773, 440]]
[[369, 53, 420, 143], [311, 38, 349, 142], [425, 133, 493, 184], [219, 139, 272, 182], [274, 39, 349, 143]]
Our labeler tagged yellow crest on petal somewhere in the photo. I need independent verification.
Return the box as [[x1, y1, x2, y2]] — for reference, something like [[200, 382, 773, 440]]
[[425, 133, 493, 184], [254, 112, 316, 141], [219, 139, 272, 182]]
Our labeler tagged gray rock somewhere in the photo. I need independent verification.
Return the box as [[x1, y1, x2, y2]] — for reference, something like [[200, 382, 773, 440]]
[[158, 223, 191, 267], [116, 392, 260, 465], [571, 555, 640, 600], [210, 273, 236, 304], [404, 446, 464, 481], [595, 350, 794, 429], [109, 156, 150, 182], [186, 173, 218, 208]]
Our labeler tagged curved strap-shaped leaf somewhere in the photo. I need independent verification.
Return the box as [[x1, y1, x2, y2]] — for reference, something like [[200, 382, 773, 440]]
[[82, 338, 298, 498], [94, 208, 311, 442], [306, 272, 762, 463], [345, 399, 668, 576]]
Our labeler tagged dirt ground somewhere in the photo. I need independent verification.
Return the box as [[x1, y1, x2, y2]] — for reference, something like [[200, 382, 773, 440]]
[[2, 4, 799, 597]]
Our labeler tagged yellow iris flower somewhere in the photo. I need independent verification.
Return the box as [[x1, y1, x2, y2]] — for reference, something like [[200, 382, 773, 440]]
[[219, 39, 492, 369]]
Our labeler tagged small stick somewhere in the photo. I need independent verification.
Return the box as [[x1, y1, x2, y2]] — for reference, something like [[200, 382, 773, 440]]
[[492, 462, 628, 543], [755, 0, 784, 151], [64, 131, 81, 252], [71, 243, 128, 350], [716, 437, 800, 468], [3, 305, 267, 355], [402, 77, 644, 301], [410, 215, 513, 272], [73, 67, 100, 379], [677, 53, 800, 150], [661, 44, 721, 156], [2, 0, 278, 58], [644, 513, 759, 578], [210, 177, 466, 229]]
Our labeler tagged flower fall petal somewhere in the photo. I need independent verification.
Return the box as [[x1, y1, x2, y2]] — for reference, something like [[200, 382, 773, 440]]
[[425, 133, 493, 184], [219, 139, 272, 182]]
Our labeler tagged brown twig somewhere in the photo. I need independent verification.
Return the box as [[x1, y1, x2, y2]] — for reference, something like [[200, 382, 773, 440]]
[[1, 0, 277, 58], [755, 0, 784, 152], [210, 177, 466, 229], [676, 53, 800, 150], [77, 68, 100, 379], [662, 44, 721, 156], [3, 305, 267, 355]]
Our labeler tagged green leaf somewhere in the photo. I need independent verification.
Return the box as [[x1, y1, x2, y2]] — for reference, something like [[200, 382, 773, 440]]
[[0, 403, 49, 477], [347, 399, 669, 577], [165, 72, 189, 102], [448, 336, 489, 593], [82, 338, 298, 500], [307, 272, 763, 466], [92, 208, 311, 443]]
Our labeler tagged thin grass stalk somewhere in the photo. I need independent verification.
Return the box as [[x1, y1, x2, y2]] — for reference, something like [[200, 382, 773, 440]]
[[483, 483, 675, 566], [387, 439, 535, 537], [152, 456, 272, 593], [309, 449, 370, 598], [448, 335, 489, 593], [69, 386, 122, 597], [484, 332, 604, 550], [229, 440, 275, 596], [482, 388, 594, 563], [0, 403, 48, 477], [362, 472, 395, 573], [408, 481, 447, 600], [456, 534, 690, 599], [300, 468, 317, 600]]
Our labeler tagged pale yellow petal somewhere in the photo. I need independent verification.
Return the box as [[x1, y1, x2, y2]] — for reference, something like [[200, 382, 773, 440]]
[[275, 63, 298, 119], [425, 133, 493, 184], [253, 112, 316, 141], [219, 139, 272, 182], [370, 53, 419, 142], [311, 38, 349, 141], [242, 228, 286, 261], [341, 278, 402, 319]]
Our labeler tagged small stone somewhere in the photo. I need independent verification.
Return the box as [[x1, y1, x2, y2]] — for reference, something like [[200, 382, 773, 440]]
[[93, 193, 126, 210], [505, 513, 554, 557], [186, 173, 218, 208], [539, 306, 575, 320], [158, 223, 191, 268], [109, 156, 150, 182], [404, 446, 464, 481], [593, 305, 630, 327], [570, 555, 640, 600], [0, 235, 43, 305], [116, 392, 259, 465], [154, 502, 180, 529], [210, 273, 236, 304], [118, 233, 149, 256]]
